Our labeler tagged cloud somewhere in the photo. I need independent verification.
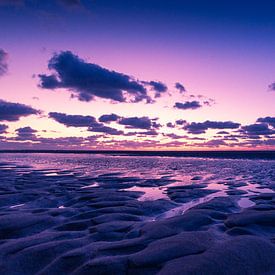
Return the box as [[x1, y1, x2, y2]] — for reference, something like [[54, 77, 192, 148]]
[[175, 82, 186, 93], [49, 112, 123, 135], [167, 120, 188, 128], [49, 112, 162, 135], [88, 124, 123, 135], [98, 113, 120, 123], [165, 133, 185, 139], [144, 81, 167, 97], [0, 124, 8, 134], [166, 122, 175, 128], [138, 129, 159, 136], [118, 116, 160, 130], [174, 101, 202, 110], [16, 126, 37, 134], [147, 81, 167, 92], [184, 120, 240, 134], [175, 119, 187, 125], [49, 112, 96, 127], [38, 51, 165, 103], [0, 49, 8, 77], [15, 126, 37, 140], [203, 121, 241, 129], [268, 82, 275, 91], [0, 135, 101, 150], [128, 129, 159, 136], [197, 139, 227, 147], [0, 99, 39, 121], [240, 123, 275, 136], [38, 75, 60, 89], [257, 116, 275, 127]]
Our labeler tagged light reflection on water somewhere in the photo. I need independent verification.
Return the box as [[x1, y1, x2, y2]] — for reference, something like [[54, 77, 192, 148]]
[[1, 153, 274, 212]]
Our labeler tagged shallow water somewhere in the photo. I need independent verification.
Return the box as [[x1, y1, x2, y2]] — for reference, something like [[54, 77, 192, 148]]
[[0, 153, 274, 212], [0, 153, 275, 274]]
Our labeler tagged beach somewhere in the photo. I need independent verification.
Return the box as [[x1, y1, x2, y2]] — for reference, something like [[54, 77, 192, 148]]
[[0, 153, 274, 274]]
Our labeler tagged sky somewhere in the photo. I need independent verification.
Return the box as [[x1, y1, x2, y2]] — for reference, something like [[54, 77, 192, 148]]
[[0, 0, 274, 150]]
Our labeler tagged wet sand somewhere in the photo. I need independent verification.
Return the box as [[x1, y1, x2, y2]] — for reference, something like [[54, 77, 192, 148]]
[[0, 154, 274, 274]]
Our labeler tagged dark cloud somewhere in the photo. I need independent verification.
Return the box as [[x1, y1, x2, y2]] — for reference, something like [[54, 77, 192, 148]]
[[174, 101, 202, 110], [16, 126, 37, 134], [184, 120, 240, 134], [49, 112, 123, 135], [199, 139, 227, 147], [175, 82, 186, 93], [148, 81, 167, 92], [136, 129, 159, 136], [0, 49, 8, 76], [48, 112, 163, 135], [268, 82, 275, 91], [166, 122, 175, 128], [240, 123, 275, 136], [222, 135, 239, 141], [183, 123, 206, 134], [165, 133, 185, 139], [98, 113, 120, 123], [166, 120, 188, 128], [0, 100, 39, 121], [175, 119, 187, 125], [0, 124, 8, 134], [38, 75, 60, 89], [88, 124, 123, 135], [49, 112, 96, 127], [188, 136, 206, 141], [15, 126, 37, 140], [204, 121, 241, 129], [145, 81, 167, 97], [118, 116, 160, 130], [225, 137, 275, 148], [257, 116, 275, 127], [38, 51, 160, 103]]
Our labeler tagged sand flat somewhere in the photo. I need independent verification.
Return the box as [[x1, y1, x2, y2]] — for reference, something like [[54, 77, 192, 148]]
[[0, 153, 274, 274]]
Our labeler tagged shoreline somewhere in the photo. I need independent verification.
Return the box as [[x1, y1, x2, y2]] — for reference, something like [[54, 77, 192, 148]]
[[0, 150, 275, 160]]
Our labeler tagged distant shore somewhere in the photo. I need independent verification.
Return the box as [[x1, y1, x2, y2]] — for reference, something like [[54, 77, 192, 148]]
[[0, 150, 275, 160]]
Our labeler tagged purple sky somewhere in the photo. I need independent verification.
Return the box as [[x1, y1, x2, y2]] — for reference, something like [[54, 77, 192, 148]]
[[0, 0, 274, 150]]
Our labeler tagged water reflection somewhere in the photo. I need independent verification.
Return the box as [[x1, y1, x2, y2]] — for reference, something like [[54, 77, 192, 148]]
[[0, 153, 274, 214]]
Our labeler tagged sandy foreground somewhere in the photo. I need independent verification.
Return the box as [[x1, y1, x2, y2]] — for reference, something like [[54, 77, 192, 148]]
[[0, 154, 274, 274]]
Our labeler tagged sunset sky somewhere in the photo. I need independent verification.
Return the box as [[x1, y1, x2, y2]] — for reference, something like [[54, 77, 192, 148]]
[[0, 0, 274, 150]]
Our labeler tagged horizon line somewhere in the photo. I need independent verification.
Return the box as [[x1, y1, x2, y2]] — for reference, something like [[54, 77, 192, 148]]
[[0, 149, 275, 160]]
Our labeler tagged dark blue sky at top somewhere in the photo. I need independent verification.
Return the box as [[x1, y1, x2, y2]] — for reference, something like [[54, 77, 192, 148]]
[[1, 0, 274, 73], [1, 0, 275, 40]]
